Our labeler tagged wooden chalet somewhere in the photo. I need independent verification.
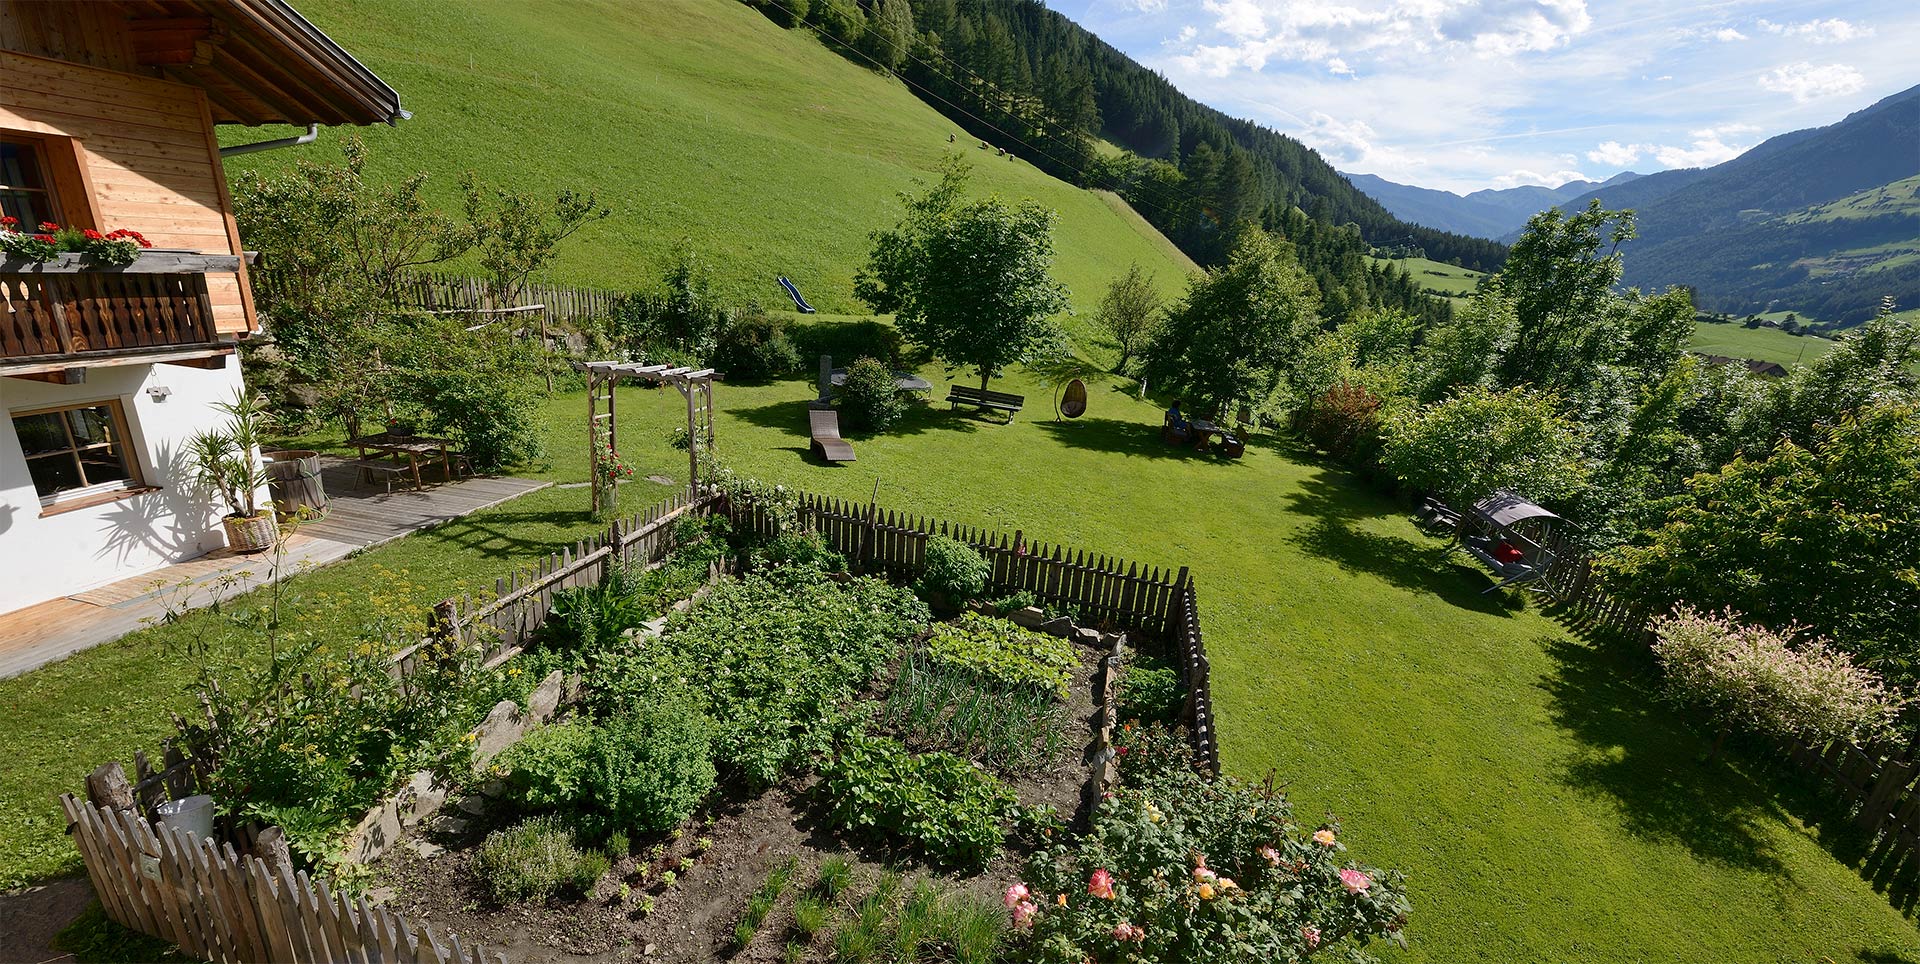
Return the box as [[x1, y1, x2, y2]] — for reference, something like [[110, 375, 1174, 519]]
[[0, 0, 401, 614]]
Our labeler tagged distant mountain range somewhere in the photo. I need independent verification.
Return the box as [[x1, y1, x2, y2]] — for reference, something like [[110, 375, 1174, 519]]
[[1345, 83, 1920, 326], [1343, 171, 1643, 239]]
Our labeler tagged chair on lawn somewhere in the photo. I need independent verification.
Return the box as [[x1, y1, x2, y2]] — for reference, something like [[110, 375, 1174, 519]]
[[809, 409, 856, 463]]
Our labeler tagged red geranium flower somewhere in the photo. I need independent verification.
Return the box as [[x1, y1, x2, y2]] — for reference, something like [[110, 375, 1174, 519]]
[[37, 222, 59, 233], [0, 215, 18, 227], [82, 228, 103, 240], [32, 234, 56, 244]]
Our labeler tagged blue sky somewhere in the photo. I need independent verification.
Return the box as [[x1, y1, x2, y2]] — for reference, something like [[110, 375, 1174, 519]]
[[1045, 0, 1918, 193]]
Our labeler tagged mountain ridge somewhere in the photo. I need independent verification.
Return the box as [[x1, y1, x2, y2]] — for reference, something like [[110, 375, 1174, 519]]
[[1345, 171, 1642, 239]]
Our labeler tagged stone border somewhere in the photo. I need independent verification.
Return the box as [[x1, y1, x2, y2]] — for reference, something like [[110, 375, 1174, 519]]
[[340, 670, 566, 865]]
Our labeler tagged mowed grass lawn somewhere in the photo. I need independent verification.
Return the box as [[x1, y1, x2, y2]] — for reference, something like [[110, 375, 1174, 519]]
[[1691, 321, 1835, 366], [517, 367, 1915, 962], [4, 358, 1914, 960]]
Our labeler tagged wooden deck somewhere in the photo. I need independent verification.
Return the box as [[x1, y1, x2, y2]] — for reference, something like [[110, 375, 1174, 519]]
[[0, 459, 548, 679]]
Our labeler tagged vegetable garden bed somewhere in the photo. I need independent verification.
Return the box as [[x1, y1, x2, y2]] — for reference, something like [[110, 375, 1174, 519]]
[[361, 560, 1116, 962]]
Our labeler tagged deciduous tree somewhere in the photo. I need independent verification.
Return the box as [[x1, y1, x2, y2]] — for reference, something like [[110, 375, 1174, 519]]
[[854, 159, 1070, 391]]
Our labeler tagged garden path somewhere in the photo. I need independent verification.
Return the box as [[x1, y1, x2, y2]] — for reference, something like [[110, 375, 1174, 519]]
[[0, 460, 546, 679]]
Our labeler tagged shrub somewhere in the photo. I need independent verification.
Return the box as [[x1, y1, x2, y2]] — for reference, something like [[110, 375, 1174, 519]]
[[990, 590, 1037, 615], [713, 310, 800, 381], [1381, 384, 1587, 511], [397, 314, 545, 469], [817, 734, 1018, 872], [1301, 380, 1386, 464], [839, 355, 906, 432], [916, 536, 991, 607], [790, 317, 903, 369], [1008, 724, 1410, 964], [756, 531, 847, 573], [473, 816, 609, 904], [587, 698, 718, 835], [1118, 656, 1182, 725], [1650, 606, 1905, 752], [925, 613, 1077, 700]]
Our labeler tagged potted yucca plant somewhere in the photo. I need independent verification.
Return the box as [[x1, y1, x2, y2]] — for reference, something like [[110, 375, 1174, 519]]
[[189, 389, 277, 552]]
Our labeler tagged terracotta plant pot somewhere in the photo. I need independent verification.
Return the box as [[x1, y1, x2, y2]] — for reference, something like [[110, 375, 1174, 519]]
[[222, 509, 278, 553]]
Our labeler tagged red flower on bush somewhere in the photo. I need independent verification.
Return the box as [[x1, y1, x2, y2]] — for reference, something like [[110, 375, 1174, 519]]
[[82, 228, 103, 240], [37, 221, 60, 233], [106, 228, 152, 248], [32, 234, 56, 244], [0, 215, 18, 228]]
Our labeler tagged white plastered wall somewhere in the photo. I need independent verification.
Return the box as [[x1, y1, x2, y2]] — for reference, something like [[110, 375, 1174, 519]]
[[0, 359, 245, 614]]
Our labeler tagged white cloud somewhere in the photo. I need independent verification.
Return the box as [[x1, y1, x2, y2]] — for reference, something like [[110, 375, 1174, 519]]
[[1171, 0, 1594, 78], [1119, 0, 1168, 11], [1709, 27, 1747, 42], [1758, 62, 1866, 102], [1203, 0, 1268, 41], [1327, 57, 1355, 76], [1758, 18, 1873, 44], [1585, 140, 1644, 165], [1648, 125, 1759, 168], [1488, 168, 1591, 189]]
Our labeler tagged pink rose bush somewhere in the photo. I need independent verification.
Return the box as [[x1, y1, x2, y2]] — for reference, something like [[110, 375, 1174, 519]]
[[1004, 723, 1409, 963]]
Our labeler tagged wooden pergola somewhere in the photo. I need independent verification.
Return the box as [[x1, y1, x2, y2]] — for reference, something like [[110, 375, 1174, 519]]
[[573, 360, 717, 508]]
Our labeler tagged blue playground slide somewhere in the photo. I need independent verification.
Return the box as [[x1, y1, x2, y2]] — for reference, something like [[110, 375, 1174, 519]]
[[777, 276, 817, 314]]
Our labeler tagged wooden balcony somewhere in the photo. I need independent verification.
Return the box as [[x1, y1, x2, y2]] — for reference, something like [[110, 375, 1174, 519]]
[[0, 251, 242, 376]]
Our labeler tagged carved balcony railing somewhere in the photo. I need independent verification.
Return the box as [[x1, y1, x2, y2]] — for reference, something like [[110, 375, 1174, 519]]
[[0, 251, 240, 365]]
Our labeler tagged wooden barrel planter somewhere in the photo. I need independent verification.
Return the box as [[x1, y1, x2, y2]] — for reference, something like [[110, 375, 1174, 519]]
[[264, 450, 328, 520]]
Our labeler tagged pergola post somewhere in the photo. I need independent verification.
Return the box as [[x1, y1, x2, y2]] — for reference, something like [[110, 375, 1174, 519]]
[[573, 360, 719, 508]]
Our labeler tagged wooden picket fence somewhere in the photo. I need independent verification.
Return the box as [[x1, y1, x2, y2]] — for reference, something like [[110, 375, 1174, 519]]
[[724, 489, 1193, 639], [413, 489, 708, 671], [392, 273, 631, 326], [1173, 581, 1220, 777], [60, 798, 501, 964]]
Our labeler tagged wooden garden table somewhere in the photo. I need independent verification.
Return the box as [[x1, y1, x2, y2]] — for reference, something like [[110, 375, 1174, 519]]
[[345, 432, 454, 490]]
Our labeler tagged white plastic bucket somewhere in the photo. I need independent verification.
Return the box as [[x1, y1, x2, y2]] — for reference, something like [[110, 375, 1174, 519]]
[[154, 794, 216, 842]]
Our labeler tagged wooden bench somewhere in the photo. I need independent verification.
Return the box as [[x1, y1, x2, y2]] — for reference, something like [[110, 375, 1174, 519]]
[[947, 385, 1025, 420], [353, 457, 413, 493]]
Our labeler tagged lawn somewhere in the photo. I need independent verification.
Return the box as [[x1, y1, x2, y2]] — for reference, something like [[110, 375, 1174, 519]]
[[1373, 256, 1483, 300], [5, 360, 1914, 960], [500, 365, 1916, 962], [1691, 320, 1835, 366], [216, 0, 1197, 344]]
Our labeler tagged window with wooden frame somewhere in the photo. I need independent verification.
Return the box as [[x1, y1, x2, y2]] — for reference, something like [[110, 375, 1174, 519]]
[[0, 138, 61, 228], [0, 131, 95, 231], [10, 399, 144, 508]]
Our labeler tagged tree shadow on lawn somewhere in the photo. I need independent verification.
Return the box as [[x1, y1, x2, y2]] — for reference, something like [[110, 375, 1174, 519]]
[[1281, 470, 1514, 616], [1034, 416, 1253, 463], [1539, 632, 1792, 875], [405, 508, 601, 560]]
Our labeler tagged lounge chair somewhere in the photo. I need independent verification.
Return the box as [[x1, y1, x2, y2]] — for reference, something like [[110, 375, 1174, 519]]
[[810, 409, 856, 463]]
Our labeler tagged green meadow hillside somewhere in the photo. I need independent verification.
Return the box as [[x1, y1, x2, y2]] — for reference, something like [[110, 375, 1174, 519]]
[[219, 0, 1196, 343]]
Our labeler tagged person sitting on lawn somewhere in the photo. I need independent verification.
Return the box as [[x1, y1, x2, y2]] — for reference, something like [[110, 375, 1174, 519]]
[[1493, 541, 1525, 564]]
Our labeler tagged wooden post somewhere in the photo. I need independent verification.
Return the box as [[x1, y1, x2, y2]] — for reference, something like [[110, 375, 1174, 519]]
[[683, 382, 698, 502], [587, 371, 600, 515], [87, 762, 137, 813]]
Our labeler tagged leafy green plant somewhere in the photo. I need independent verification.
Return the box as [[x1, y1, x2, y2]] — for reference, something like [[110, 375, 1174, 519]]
[[473, 816, 609, 904], [756, 531, 847, 573], [794, 894, 831, 938], [915, 536, 991, 607], [1118, 654, 1182, 725], [495, 696, 717, 838], [839, 355, 907, 432], [989, 590, 1037, 616], [925, 614, 1077, 700], [816, 733, 1017, 872], [586, 566, 928, 787]]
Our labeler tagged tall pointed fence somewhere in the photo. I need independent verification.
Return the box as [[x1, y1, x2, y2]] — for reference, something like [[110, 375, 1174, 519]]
[[723, 490, 1192, 639]]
